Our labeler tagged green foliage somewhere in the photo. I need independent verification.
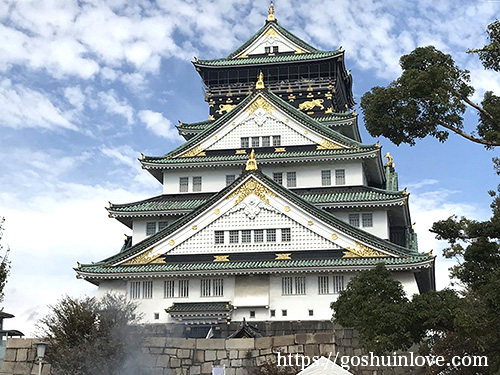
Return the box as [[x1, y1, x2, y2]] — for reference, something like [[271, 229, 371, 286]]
[[0, 217, 11, 304], [469, 20, 500, 72], [37, 294, 147, 375]]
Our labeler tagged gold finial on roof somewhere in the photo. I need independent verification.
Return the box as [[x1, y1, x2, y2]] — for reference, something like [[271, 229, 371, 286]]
[[384, 151, 395, 168], [246, 149, 258, 170], [267, 2, 275, 21], [256, 71, 265, 89], [194, 56, 199, 62], [77, 262, 81, 269]]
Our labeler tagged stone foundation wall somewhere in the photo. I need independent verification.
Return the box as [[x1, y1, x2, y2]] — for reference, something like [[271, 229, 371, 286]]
[[0, 329, 425, 375]]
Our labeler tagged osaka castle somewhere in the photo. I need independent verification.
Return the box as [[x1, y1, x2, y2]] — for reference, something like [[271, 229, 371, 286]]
[[76, 5, 435, 335]]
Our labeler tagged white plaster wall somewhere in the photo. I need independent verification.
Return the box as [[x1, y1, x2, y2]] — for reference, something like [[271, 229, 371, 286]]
[[132, 216, 180, 245], [163, 168, 242, 194], [395, 272, 420, 298], [331, 209, 389, 239]]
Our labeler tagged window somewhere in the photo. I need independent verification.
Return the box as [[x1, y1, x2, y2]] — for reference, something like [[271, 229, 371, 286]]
[[146, 222, 156, 236], [282, 277, 293, 295], [164, 280, 175, 298], [282, 276, 306, 295], [179, 177, 189, 192], [158, 221, 168, 231], [286, 172, 297, 187], [266, 229, 276, 242], [335, 169, 345, 185], [251, 137, 260, 148], [262, 136, 271, 147], [309, 309, 314, 316], [282, 309, 287, 316], [362, 213, 373, 227], [154, 312, 160, 320], [229, 230, 239, 244], [130, 281, 141, 299], [215, 231, 225, 244], [201, 279, 211, 297], [249, 310, 256, 318], [332, 275, 344, 293], [318, 276, 329, 294], [201, 279, 223, 297], [142, 281, 153, 299], [281, 228, 291, 242], [321, 170, 331, 186], [178, 279, 189, 297], [226, 174, 236, 186], [213, 279, 224, 296], [318, 275, 344, 294], [273, 46, 279, 53], [265, 46, 271, 54], [349, 214, 360, 227], [193, 176, 202, 192], [272, 135, 281, 146], [270, 310, 276, 317], [254, 229, 264, 243], [242, 230, 251, 243], [273, 172, 283, 185], [241, 137, 249, 148]]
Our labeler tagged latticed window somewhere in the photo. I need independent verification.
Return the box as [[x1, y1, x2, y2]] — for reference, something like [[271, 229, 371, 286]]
[[266, 229, 276, 242], [226, 174, 236, 186], [318, 276, 329, 294], [362, 213, 373, 227], [321, 170, 331, 186], [201, 279, 211, 297], [272, 135, 281, 146], [146, 222, 156, 236], [281, 228, 291, 242], [201, 279, 223, 297], [178, 279, 189, 297], [130, 281, 141, 299], [214, 231, 225, 244], [273, 46, 279, 53], [241, 230, 251, 243], [179, 177, 189, 192], [193, 176, 202, 192], [251, 137, 260, 148], [335, 169, 345, 185], [286, 172, 296, 187], [332, 275, 344, 293], [265, 46, 271, 54], [349, 214, 360, 227], [164, 280, 175, 298], [254, 229, 264, 243], [213, 279, 224, 296], [142, 281, 153, 299], [241, 137, 249, 148], [295, 276, 306, 295], [158, 221, 168, 231], [262, 136, 271, 147], [229, 230, 239, 244], [282, 277, 293, 295], [273, 172, 283, 185]]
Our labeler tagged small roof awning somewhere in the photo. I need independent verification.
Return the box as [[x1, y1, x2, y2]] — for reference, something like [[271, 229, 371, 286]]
[[166, 302, 233, 325], [0, 330, 24, 337]]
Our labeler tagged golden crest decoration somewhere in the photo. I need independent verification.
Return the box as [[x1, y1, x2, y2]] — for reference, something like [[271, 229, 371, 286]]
[[226, 177, 277, 205]]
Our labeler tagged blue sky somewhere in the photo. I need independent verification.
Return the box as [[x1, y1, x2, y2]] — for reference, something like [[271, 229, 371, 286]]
[[0, 0, 499, 335]]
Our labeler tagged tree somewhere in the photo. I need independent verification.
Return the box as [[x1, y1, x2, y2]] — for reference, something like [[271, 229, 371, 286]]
[[37, 294, 147, 375], [360, 21, 500, 148], [0, 217, 11, 304]]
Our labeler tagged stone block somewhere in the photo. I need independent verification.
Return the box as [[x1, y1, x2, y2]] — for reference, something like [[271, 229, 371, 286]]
[[273, 335, 295, 347], [182, 359, 193, 366], [190, 365, 201, 375], [235, 368, 246, 375], [196, 339, 225, 350], [313, 333, 334, 344], [177, 349, 191, 359], [146, 337, 167, 348], [319, 344, 334, 355], [225, 368, 235, 375], [41, 363, 51, 375], [165, 348, 177, 355], [156, 355, 170, 367], [16, 348, 29, 362], [3, 348, 17, 362], [254, 337, 272, 349], [217, 350, 227, 360], [287, 345, 303, 354], [225, 338, 254, 350], [256, 356, 269, 366], [231, 359, 242, 367], [151, 368, 163, 375], [229, 350, 239, 359], [8, 339, 33, 349], [260, 348, 272, 355], [170, 358, 181, 368], [294, 333, 308, 344], [249, 350, 260, 358], [220, 359, 230, 367], [205, 350, 217, 361], [194, 350, 205, 363], [0, 361, 16, 374], [13, 361, 31, 375], [201, 363, 213, 374], [169, 338, 196, 349], [304, 344, 319, 358]]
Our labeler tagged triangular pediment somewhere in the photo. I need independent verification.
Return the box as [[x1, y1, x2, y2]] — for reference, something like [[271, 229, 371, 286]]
[[114, 172, 407, 267]]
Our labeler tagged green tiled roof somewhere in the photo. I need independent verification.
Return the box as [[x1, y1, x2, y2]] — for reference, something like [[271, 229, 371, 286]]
[[178, 119, 214, 131], [299, 188, 406, 205], [195, 51, 342, 67], [79, 256, 432, 275], [168, 302, 232, 313]]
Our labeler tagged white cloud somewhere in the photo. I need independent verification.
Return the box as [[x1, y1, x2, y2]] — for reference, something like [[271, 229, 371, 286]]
[[0, 79, 77, 131], [98, 90, 135, 125], [138, 109, 180, 140]]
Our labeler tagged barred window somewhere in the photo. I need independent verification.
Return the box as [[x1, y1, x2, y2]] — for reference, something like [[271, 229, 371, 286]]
[[282, 310, 287, 316], [282, 277, 293, 295], [332, 276, 344, 293], [273, 46, 279, 53], [262, 136, 271, 147], [229, 230, 239, 244], [251, 137, 260, 148], [192, 176, 202, 192], [318, 276, 329, 294], [146, 222, 156, 236], [265, 46, 271, 54], [241, 137, 249, 148], [281, 228, 291, 242], [335, 169, 345, 185], [158, 221, 168, 231], [215, 231, 225, 245], [241, 230, 251, 243], [282, 276, 306, 295], [178, 279, 189, 298], [226, 174, 236, 186], [273, 172, 283, 185], [179, 177, 189, 192], [142, 281, 153, 299], [309, 309, 314, 316], [272, 135, 281, 146], [201, 279, 211, 297], [349, 214, 360, 227], [295, 276, 306, 295], [270, 310, 276, 317], [362, 213, 373, 227], [321, 170, 331, 186], [164, 280, 175, 298], [201, 279, 223, 297], [130, 281, 141, 299], [266, 229, 276, 242], [254, 229, 264, 243], [318, 275, 344, 294], [213, 279, 224, 297], [286, 172, 296, 187]]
